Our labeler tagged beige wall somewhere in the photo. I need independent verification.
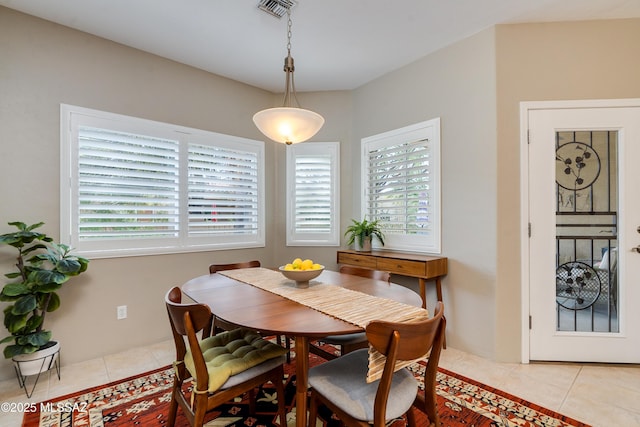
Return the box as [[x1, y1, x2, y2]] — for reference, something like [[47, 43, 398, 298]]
[[0, 7, 352, 381], [494, 18, 640, 361], [353, 28, 499, 359], [1, 4, 639, 381]]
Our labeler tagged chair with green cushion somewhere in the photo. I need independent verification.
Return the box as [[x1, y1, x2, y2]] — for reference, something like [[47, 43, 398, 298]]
[[307, 301, 446, 427], [165, 287, 288, 427], [309, 266, 391, 360]]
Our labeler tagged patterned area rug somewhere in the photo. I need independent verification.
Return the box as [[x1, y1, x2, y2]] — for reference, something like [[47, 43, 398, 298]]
[[22, 351, 590, 427]]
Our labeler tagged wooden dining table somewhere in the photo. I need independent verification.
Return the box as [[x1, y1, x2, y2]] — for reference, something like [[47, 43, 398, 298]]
[[181, 268, 423, 427]]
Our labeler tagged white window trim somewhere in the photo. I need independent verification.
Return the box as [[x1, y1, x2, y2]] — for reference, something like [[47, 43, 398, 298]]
[[361, 118, 441, 254], [286, 141, 340, 246], [60, 104, 265, 258]]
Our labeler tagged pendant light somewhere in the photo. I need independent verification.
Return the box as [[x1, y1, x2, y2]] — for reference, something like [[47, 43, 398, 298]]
[[253, 5, 324, 145]]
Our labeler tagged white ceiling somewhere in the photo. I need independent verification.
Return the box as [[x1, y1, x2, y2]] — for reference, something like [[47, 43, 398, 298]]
[[2, 0, 639, 92]]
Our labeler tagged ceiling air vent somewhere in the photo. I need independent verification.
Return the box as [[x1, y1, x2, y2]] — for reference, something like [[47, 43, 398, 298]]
[[257, 0, 296, 18]]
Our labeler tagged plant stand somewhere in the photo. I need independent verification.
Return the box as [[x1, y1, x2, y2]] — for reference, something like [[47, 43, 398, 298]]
[[13, 343, 61, 398]]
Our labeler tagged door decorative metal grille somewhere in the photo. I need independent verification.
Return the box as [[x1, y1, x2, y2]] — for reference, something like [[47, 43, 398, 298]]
[[555, 131, 618, 332]]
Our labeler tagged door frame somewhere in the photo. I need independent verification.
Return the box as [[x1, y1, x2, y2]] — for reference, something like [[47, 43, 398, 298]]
[[519, 98, 640, 364]]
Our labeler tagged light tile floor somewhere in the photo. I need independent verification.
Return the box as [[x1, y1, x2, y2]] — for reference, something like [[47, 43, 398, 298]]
[[0, 341, 638, 427]]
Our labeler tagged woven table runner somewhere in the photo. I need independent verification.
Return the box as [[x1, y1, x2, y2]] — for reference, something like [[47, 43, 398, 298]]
[[218, 267, 430, 382]]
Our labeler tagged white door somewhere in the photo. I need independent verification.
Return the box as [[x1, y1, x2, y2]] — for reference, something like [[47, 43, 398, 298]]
[[525, 100, 640, 363]]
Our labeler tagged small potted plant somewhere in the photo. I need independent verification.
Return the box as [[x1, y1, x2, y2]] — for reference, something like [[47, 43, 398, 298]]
[[344, 218, 385, 252], [0, 222, 89, 377]]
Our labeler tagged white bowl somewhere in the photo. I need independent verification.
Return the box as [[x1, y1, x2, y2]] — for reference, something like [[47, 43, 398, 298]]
[[278, 266, 324, 288]]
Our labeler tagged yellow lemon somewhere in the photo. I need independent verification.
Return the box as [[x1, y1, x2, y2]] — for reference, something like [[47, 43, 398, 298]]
[[312, 263, 322, 270], [292, 258, 303, 268], [284, 264, 294, 271], [301, 259, 314, 270]]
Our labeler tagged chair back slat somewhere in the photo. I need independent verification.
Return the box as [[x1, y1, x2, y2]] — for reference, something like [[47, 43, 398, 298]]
[[209, 260, 260, 274], [366, 301, 444, 361], [165, 287, 213, 336]]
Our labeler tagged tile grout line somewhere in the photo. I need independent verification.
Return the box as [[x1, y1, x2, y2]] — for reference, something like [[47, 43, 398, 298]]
[[558, 364, 582, 412]]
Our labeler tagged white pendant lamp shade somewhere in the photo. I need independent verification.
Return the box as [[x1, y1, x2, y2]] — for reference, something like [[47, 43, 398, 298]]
[[253, 107, 324, 145], [253, 4, 324, 145]]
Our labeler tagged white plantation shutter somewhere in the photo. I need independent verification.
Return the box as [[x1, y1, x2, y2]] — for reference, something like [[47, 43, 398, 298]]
[[366, 139, 430, 234], [61, 105, 264, 257], [294, 155, 331, 232], [188, 144, 259, 237], [361, 119, 441, 253], [286, 142, 340, 246], [77, 127, 180, 240]]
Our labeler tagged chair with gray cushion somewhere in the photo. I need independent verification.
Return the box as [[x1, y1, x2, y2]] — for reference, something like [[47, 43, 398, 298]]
[[165, 287, 287, 427], [307, 301, 445, 427], [309, 266, 391, 360], [598, 247, 618, 311]]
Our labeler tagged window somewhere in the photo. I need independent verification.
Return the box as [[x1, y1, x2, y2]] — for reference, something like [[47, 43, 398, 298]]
[[61, 105, 265, 258], [361, 119, 441, 253], [286, 142, 340, 246]]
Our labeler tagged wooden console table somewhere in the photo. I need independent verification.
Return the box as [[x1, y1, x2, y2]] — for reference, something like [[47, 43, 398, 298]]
[[337, 249, 448, 310]]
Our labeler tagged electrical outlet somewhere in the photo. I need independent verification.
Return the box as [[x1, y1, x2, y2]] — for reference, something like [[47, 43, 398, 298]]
[[117, 305, 127, 320]]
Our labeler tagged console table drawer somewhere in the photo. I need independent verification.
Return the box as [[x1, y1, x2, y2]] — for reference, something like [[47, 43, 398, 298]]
[[337, 252, 377, 269], [425, 257, 448, 277], [377, 258, 425, 276]]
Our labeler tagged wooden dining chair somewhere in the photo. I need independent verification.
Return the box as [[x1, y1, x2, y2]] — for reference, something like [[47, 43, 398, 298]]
[[208, 260, 262, 333], [165, 287, 288, 427], [208, 260, 261, 274], [307, 301, 446, 427], [309, 266, 391, 360], [208, 260, 291, 362]]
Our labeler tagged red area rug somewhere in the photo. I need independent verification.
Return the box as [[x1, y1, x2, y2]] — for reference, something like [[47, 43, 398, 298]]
[[22, 352, 590, 427]]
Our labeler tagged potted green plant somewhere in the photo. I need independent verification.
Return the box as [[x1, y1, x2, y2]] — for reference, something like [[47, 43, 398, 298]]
[[344, 218, 385, 252], [0, 222, 89, 376]]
